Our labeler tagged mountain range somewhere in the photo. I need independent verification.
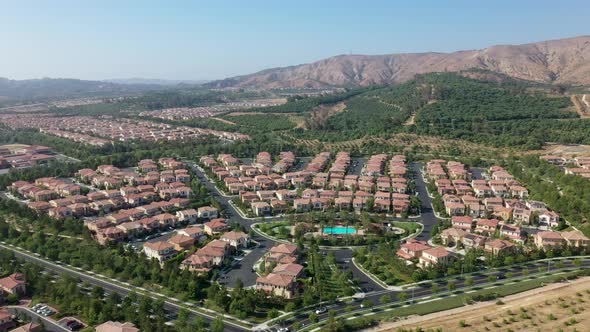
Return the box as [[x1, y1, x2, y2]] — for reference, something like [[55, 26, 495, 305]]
[[207, 35, 590, 89]]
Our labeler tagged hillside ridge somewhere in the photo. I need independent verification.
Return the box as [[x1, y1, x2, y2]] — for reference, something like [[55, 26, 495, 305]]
[[207, 35, 590, 89]]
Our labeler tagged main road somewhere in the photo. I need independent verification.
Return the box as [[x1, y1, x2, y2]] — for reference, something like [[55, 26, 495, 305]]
[[282, 257, 590, 330], [0, 243, 249, 332]]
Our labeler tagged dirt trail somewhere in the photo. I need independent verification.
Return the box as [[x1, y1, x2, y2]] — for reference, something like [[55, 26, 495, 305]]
[[370, 277, 590, 332], [210, 117, 236, 125], [570, 94, 590, 118]]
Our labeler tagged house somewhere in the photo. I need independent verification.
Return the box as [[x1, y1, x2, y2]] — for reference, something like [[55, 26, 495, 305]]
[[176, 209, 198, 223], [95, 321, 140, 332], [153, 213, 178, 227], [194, 243, 227, 266], [177, 226, 205, 241], [266, 243, 298, 264], [461, 233, 487, 250], [538, 211, 560, 228], [334, 197, 351, 210], [445, 202, 465, 216], [499, 224, 522, 241], [270, 199, 288, 214], [251, 201, 271, 216], [220, 231, 250, 249], [440, 227, 468, 246], [197, 206, 218, 219], [181, 254, 214, 273], [510, 185, 529, 199], [451, 216, 474, 232], [9, 322, 42, 332], [167, 234, 194, 251], [204, 218, 229, 235], [484, 239, 515, 256], [512, 208, 532, 224], [272, 263, 304, 278], [419, 247, 453, 268], [0, 310, 16, 332], [293, 198, 311, 212], [116, 222, 143, 238], [95, 227, 127, 245], [533, 231, 565, 249], [143, 241, 176, 262], [493, 206, 513, 221], [0, 273, 26, 295], [396, 239, 431, 261], [256, 273, 297, 299], [475, 219, 500, 234], [562, 230, 590, 248], [484, 197, 504, 210]]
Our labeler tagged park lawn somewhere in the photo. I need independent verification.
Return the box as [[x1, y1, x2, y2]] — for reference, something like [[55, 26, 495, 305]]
[[390, 221, 421, 236]]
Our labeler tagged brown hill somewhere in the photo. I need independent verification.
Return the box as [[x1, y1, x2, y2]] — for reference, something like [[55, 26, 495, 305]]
[[208, 36, 590, 89]]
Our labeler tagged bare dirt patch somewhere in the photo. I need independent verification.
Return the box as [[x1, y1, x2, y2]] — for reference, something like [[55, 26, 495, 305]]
[[371, 277, 590, 332], [536, 143, 590, 157]]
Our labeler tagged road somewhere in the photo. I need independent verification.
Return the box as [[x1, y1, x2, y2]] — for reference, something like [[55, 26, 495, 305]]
[[5, 306, 68, 332], [0, 244, 248, 332], [282, 257, 590, 330], [411, 162, 439, 241], [347, 158, 365, 176]]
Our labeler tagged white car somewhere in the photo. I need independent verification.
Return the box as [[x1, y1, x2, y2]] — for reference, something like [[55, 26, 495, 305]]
[[314, 307, 327, 314]]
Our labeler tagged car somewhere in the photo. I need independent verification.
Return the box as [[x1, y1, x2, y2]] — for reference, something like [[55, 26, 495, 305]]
[[278, 328, 290, 332], [314, 307, 327, 314]]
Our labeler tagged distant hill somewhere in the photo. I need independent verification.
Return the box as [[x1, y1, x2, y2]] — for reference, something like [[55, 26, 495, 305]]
[[0, 77, 168, 104], [105, 78, 209, 86], [207, 35, 590, 89]]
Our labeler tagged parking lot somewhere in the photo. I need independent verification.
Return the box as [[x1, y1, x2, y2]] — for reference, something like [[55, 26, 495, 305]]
[[31, 303, 56, 317]]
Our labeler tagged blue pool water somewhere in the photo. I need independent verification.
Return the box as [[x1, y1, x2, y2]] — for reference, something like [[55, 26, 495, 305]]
[[323, 227, 357, 235]]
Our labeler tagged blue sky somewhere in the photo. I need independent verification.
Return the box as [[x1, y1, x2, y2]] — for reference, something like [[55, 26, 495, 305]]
[[1, 0, 588, 80]]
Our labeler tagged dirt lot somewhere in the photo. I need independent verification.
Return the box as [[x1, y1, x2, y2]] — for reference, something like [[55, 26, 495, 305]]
[[538, 143, 590, 157], [372, 277, 590, 332]]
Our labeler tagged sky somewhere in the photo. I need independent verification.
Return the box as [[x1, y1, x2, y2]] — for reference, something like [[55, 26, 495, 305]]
[[1, 0, 589, 81]]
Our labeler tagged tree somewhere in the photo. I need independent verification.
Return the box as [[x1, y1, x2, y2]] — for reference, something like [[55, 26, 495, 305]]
[[431, 284, 440, 294], [211, 317, 224, 332], [397, 292, 409, 302], [309, 313, 318, 323], [464, 277, 473, 287], [267, 308, 279, 319], [447, 281, 456, 291], [380, 294, 391, 304]]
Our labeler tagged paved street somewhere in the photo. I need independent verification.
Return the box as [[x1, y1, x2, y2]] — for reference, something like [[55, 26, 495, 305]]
[[347, 158, 365, 175], [411, 162, 439, 241]]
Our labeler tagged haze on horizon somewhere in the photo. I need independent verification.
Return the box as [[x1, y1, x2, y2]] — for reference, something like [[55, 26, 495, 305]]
[[1, 0, 589, 81]]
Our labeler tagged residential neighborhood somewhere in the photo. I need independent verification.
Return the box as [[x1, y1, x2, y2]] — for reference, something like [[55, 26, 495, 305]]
[[200, 151, 414, 217]]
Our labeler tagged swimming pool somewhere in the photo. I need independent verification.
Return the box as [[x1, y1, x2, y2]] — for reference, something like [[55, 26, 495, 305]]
[[322, 227, 357, 235]]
